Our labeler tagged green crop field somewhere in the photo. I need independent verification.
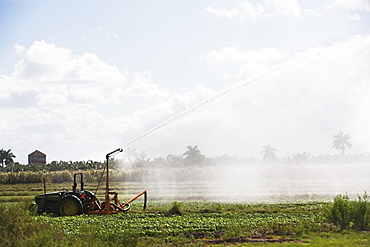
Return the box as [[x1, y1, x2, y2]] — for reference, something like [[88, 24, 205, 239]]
[[1, 179, 370, 246]]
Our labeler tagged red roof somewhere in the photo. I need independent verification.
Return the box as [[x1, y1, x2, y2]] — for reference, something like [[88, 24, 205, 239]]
[[28, 150, 46, 156]]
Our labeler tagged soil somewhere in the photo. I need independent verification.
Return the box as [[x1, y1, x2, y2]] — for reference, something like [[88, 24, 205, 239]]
[[185, 231, 302, 245], [204, 236, 301, 245]]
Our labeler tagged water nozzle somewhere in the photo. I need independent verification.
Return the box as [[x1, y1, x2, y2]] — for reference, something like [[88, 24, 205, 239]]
[[106, 148, 123, 159]]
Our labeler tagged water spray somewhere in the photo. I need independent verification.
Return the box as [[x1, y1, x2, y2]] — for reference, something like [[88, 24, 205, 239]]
[[123, 44, 334, 148]]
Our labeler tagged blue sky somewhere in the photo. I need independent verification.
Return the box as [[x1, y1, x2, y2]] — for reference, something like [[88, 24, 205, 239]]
[[1, 0, 370, 163]]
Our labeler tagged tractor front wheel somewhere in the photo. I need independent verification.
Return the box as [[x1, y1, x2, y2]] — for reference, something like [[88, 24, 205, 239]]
[[59, 195, 83, 216]]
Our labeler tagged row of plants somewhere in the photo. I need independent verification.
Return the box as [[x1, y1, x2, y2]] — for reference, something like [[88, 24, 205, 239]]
[[0, 166, 230, 184], [0, 169, 147, 184], [0, 160, 368, 184], [0, 159, 112, 172], [1, 195, 369, 246]]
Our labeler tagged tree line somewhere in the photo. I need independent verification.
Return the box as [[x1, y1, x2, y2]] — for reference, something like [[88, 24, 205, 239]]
[[259, 131, 353, 161], [0, 131, 366, 172]]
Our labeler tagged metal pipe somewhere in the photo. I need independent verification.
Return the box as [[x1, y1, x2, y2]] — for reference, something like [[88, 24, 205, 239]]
[[43, 177, 46, 195], [73, 173, 84, 191], [43, 177, 47, 201], [123, 190, 147, 208], [105, 154, 109, 203], [105, 148, 123, 205]]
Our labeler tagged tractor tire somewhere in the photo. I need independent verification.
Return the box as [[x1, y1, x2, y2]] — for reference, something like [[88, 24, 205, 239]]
[[59, 195, 83, 216]]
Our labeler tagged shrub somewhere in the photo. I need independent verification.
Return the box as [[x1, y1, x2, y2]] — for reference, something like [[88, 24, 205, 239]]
[[0, 202, 64, 246], [0, 172, 44, 184], [351, 192, 370, 230], [327, 194, 352, 230], [326, 192, 370, 231], [166, 201, 183, 216]]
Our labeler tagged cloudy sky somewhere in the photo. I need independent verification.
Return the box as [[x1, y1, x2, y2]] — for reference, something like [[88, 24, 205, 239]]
[[1, 0, 370, 163]]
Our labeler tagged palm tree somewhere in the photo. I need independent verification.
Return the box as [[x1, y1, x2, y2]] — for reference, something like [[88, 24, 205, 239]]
[[260, 144, 277, 161], [137, 151, 150, 162], [166, 154, 184, 166], [292, 151, 311, 163], [333, 131, 352, 156], [0, 149, 5, 168], [183, 145, 204, 165], [0, 149, 16, 167], [123, 147, 138, 164], [133, 151, 150, 168]]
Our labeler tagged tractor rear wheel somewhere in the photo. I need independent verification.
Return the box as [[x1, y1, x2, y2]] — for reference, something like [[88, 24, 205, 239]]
[[59, 195, 83, 216]]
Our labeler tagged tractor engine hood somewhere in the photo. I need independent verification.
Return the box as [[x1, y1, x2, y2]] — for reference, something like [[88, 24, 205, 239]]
[[35, 191, 64, 203]]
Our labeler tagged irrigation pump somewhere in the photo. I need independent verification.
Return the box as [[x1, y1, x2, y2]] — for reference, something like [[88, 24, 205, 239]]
[[34, 148, 147, 216]]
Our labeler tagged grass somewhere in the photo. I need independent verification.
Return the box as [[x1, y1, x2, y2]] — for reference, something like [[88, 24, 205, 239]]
[[1, 180, 370, 246]]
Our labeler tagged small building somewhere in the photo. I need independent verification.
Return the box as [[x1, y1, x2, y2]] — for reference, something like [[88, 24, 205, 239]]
[[28, 150, 46, 165]]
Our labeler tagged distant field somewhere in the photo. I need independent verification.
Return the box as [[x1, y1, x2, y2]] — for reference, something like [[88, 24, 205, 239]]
[[1, 179, 368, 204], [1, 163, 369, 203]]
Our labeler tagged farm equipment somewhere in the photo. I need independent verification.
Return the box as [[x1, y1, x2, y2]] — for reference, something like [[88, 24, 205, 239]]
[[34, 148, 147, 216]]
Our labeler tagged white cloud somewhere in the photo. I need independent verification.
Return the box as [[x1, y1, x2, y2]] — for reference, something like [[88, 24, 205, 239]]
[[112, 70, 170, 101], [0, 74, 19, 99], [13, 44, 25, 54], [346, 13, 362, 20], [200, 47, 248, 63], [70, 52, 124, 84], [14, 41, 125, 85], [36, 91, 68, 106], [265, 0, 302, 17], [206, 0, 302, 19], [169, 86, 217, 112], [333, 0, 370, 11], [9, 40, 129, 109], [200, 47, 289, 81], [107, 33, 119, 39], [132, 85, 217, 127], [304, 8, 324, 20], [200, 47, 289, 64], [95, 25, 119, 40], [206, 2, 264, 19], [69, 86, 107, 104], [96, 25, 105, 32]]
